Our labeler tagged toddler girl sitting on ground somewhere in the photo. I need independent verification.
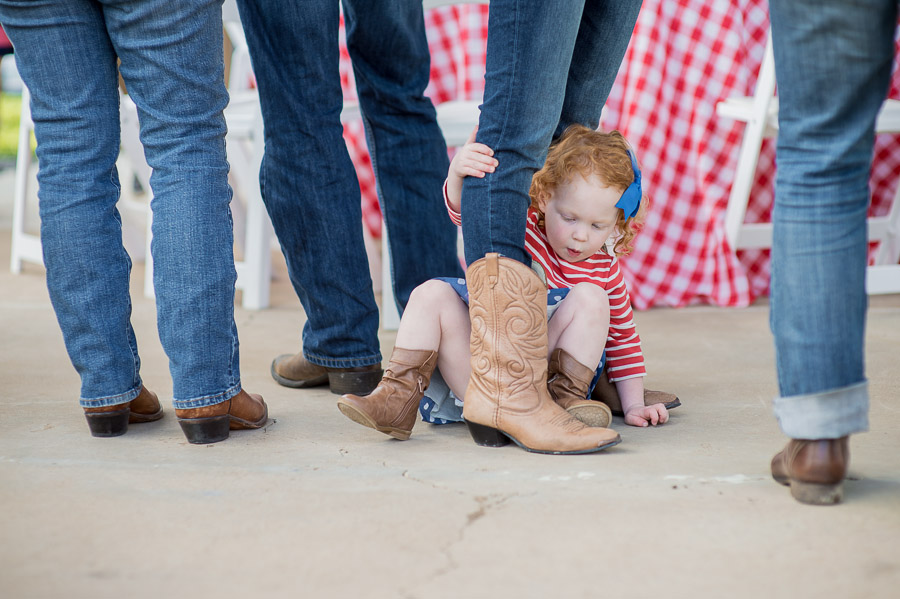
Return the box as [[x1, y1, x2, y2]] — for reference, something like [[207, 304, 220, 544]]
[[337, 124, 668, 447]]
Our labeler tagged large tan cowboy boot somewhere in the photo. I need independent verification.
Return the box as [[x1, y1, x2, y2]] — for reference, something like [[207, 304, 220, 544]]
[[337, 348, 438, 441], [771, 437, 849, 505], [462, 253, 620, 454], [548, 348, 612, 428], [591, 370, 681, 417]]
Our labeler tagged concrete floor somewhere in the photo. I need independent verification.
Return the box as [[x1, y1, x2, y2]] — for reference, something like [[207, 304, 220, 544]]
[[1, 183, 899, 598]]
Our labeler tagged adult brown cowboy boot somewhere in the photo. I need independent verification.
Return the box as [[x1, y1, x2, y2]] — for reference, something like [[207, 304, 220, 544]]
[[83, 386, 164, 437], [462, 254, 620, 454], [771, 437, 849, 505], [591, 370, 681, 417], [548, 348, 612, 428], [271, 352, 382, 395], [337, 348, 438, 440], [175, 390, 268, 444]]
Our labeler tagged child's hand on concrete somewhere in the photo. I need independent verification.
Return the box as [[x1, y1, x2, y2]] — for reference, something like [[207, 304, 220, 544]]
[[624, 403, 669, 427]]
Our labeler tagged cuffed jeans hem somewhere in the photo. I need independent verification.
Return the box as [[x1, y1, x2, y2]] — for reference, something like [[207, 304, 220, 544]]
[[773, 380, 869, 439], [303, 352, 382, 369], [172, 382, 243, 410], [79, 384, 143, 408]]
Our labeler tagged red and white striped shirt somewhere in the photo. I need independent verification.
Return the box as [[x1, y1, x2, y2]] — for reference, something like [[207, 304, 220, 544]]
[[445, 184, 646, 381]]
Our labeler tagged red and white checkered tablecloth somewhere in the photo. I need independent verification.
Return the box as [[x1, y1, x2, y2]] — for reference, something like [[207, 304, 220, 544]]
[[339, 0, 900, 309]]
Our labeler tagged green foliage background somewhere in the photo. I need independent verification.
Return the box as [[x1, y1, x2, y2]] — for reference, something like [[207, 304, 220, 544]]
[[0, 92, 34, 161]]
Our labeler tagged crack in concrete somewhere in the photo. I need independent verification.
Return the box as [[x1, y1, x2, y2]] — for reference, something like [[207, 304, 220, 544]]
[[400, 468, 454, 492], [408, 492, 520, 596]]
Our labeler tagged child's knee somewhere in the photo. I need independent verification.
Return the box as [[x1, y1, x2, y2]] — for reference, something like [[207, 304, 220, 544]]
[[567, 283, 610, 315], [409, 279, 460, 307]]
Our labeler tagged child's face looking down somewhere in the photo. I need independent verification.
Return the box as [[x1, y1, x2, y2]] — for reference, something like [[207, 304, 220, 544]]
[[539, 173, 623, 263]]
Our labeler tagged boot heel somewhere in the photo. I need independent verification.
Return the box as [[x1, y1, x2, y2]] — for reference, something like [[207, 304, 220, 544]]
[[328, 370, 383, 396], [790, 481, 843, 505], [465, 419, 510, 447], [85, 408, 130, 437], [178, 415, 231, 444]]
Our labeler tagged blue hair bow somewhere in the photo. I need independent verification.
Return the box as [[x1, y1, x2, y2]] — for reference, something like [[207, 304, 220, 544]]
[[615, 149, 642, 219]]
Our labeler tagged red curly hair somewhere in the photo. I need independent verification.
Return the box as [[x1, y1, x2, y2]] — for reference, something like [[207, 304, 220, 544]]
[[530, 124, 647, 256]]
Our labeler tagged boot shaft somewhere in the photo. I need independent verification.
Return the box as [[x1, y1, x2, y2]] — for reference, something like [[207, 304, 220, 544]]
[[465, 254, 550, 420]]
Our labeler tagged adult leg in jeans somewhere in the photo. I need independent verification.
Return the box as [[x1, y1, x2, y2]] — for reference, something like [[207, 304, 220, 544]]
[[459, 0, 638, 453], [344, 0, 464, 310], [555, 0, 642, 136], [107, 0, 266, 443], [0, 0, 145, 418], [0, 0, 266, 443], [768, 0, 894, 503], [460, 0, 641, 265], [236, 0, 460, 394]]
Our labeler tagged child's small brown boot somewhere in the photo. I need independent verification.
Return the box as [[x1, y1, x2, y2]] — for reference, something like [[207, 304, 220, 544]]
[[548, 348, 613, 428]]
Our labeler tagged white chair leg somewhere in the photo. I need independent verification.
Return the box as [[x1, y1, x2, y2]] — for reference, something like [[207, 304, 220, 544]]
[[235, 109, 272, 310], [10, 86, 43, 273], [874, 178, 900, 267], [723, 35, 776, 249]]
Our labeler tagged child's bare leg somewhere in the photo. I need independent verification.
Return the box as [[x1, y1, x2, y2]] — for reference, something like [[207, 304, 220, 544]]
[[547, 283, 610, 369], [546, 284, 613, 426], [395, 280, 471, 398]]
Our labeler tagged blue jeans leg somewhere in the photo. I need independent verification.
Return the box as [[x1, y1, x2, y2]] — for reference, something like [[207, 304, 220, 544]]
[[235, 0, 380, 368], [344, 0, 465, 310], [236, 0, 462, 367], [556, 0, 643, 136], [768, 0, 895, 438], [0, 0, 140, 407], [1, 0, 243, 409], [461, 0, 641, 266]]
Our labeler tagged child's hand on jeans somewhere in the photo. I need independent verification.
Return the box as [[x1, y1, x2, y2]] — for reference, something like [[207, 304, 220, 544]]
[[624, 404, 669, 427], [446, 128, 498, 212]]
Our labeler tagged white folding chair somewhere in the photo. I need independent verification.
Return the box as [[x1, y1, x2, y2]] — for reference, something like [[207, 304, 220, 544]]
[[220, 9, 273, 310], [717, 31, 900, 294], [9, 86, 152, 274]]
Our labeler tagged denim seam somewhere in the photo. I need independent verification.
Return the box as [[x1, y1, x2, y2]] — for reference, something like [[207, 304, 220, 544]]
[[123, 267, 141, 391], [109, 160, 142, 391], [80, 385, 142, 408], [172, 382, 242, 410], [304, 351, 381, 368], [227, 207, 240, 391]]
